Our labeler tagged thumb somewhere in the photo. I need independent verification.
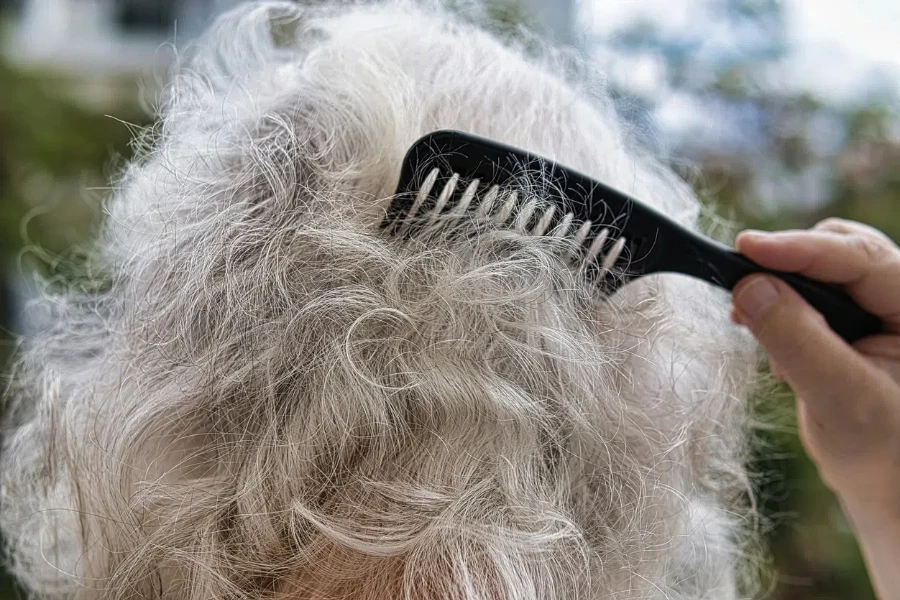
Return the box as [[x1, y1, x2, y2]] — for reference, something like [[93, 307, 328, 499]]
[[733, 275, 874, 403]]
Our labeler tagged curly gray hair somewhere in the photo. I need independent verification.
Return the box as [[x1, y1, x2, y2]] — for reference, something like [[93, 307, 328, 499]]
[[1, 2, 760, 598]]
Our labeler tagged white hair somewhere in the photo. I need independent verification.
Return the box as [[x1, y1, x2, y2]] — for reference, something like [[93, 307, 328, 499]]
[[1, 2, 760, 598]]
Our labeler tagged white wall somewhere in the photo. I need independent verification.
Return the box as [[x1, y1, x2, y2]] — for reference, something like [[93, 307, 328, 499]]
[[6, 0, 239, 73]]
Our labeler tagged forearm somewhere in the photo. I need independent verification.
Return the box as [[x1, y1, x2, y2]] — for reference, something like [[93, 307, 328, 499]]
[[842, 498, 900, 600]]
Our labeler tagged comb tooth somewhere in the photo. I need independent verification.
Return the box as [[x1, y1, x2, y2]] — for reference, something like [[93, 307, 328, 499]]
[[451, 179, 480, 217], [602, 236, 627, 271], [425, 173, 459, 225], [494, 190, 518, 224], [514, 199, 537, 232], [397, 168, 439, 235], [532, 205, 556, 236], [551, 212, 574, 238], [585, 227, 610, 264], [563, 219, 592, 263], [573, 220, 592, 247], [476, 185, 500, 219]]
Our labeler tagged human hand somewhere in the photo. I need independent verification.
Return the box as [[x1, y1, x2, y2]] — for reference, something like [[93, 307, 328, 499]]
[[731, 218, 900, 511], [730, 218, 900, 600]]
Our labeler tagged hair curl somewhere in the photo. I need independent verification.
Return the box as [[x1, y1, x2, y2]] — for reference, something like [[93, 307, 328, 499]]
[[1, 2, 760, 598]]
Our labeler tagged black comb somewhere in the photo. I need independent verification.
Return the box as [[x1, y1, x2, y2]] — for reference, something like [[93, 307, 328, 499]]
[[382, 130, 883, 344]]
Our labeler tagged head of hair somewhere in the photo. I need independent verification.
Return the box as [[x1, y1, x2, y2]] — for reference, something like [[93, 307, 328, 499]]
[[1, 2, 760, 598]]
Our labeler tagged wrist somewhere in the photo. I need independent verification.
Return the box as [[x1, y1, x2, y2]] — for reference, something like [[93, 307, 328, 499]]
[[839, 492, 900, 533], [824, 459, 900, 529], [838, 492, 900, 600]]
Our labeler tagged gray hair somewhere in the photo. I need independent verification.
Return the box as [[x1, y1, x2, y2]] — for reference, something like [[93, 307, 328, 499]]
[[1, 2, 760, 598]]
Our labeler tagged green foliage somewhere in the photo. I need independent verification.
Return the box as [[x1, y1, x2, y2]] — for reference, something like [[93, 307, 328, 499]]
[[606, 1, 899, 597], [748, 381, 878, 600], [0, 59, 149, 258]]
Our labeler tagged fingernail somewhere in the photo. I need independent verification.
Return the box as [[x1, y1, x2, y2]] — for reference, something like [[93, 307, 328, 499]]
[[734, 277, 779, 320]]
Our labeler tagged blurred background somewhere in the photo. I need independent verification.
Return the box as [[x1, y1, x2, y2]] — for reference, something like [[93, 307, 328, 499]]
[[0, 0, 897, 598]]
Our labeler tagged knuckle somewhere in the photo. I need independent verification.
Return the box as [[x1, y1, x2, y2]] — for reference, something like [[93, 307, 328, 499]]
[[814, 217, 851, 232], [754, 300, 795, 340], [783, 310, 817, 343], [851, 233, 890, 264], [818, 217, 897, 248], [754, 296, 821, 353]]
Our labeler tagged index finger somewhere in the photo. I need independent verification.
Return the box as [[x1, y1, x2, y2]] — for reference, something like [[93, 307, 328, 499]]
[[735, 222, 900, 330]]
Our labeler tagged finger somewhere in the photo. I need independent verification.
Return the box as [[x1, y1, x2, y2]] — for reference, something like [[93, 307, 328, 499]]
[[815, 217, 894, 242], [795, 399, 822, 464], [769, 359, 786, 382], [732, 274, 882, 405], [735, 227, 900, 328], [853, 335, 900, 384], [731, 308, 786, 381]]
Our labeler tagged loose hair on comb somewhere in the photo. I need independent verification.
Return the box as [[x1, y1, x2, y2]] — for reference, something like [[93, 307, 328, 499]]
[[0, 1, 763, 599]]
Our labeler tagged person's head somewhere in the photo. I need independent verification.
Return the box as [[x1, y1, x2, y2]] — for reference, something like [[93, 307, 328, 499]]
[[1, 2, 758, 598]]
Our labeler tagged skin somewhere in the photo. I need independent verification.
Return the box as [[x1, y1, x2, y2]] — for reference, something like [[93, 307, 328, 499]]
[[731, 218, 900, 600]]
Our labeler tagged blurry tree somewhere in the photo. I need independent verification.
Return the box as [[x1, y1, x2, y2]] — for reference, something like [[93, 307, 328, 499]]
[[596, 1, 899, 598], [114, 0, 182, 33], [0, 60, 148, 258]]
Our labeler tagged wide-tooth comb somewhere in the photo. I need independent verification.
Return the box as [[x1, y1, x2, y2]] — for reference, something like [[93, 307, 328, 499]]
[[381, 130, 883, 344]]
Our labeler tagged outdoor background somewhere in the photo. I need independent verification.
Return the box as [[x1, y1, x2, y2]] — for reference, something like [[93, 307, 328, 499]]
[[0, 0, 898, 598]]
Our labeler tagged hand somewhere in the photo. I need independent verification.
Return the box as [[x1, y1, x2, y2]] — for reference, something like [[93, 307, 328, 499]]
[[730, 218, 900, 600]]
